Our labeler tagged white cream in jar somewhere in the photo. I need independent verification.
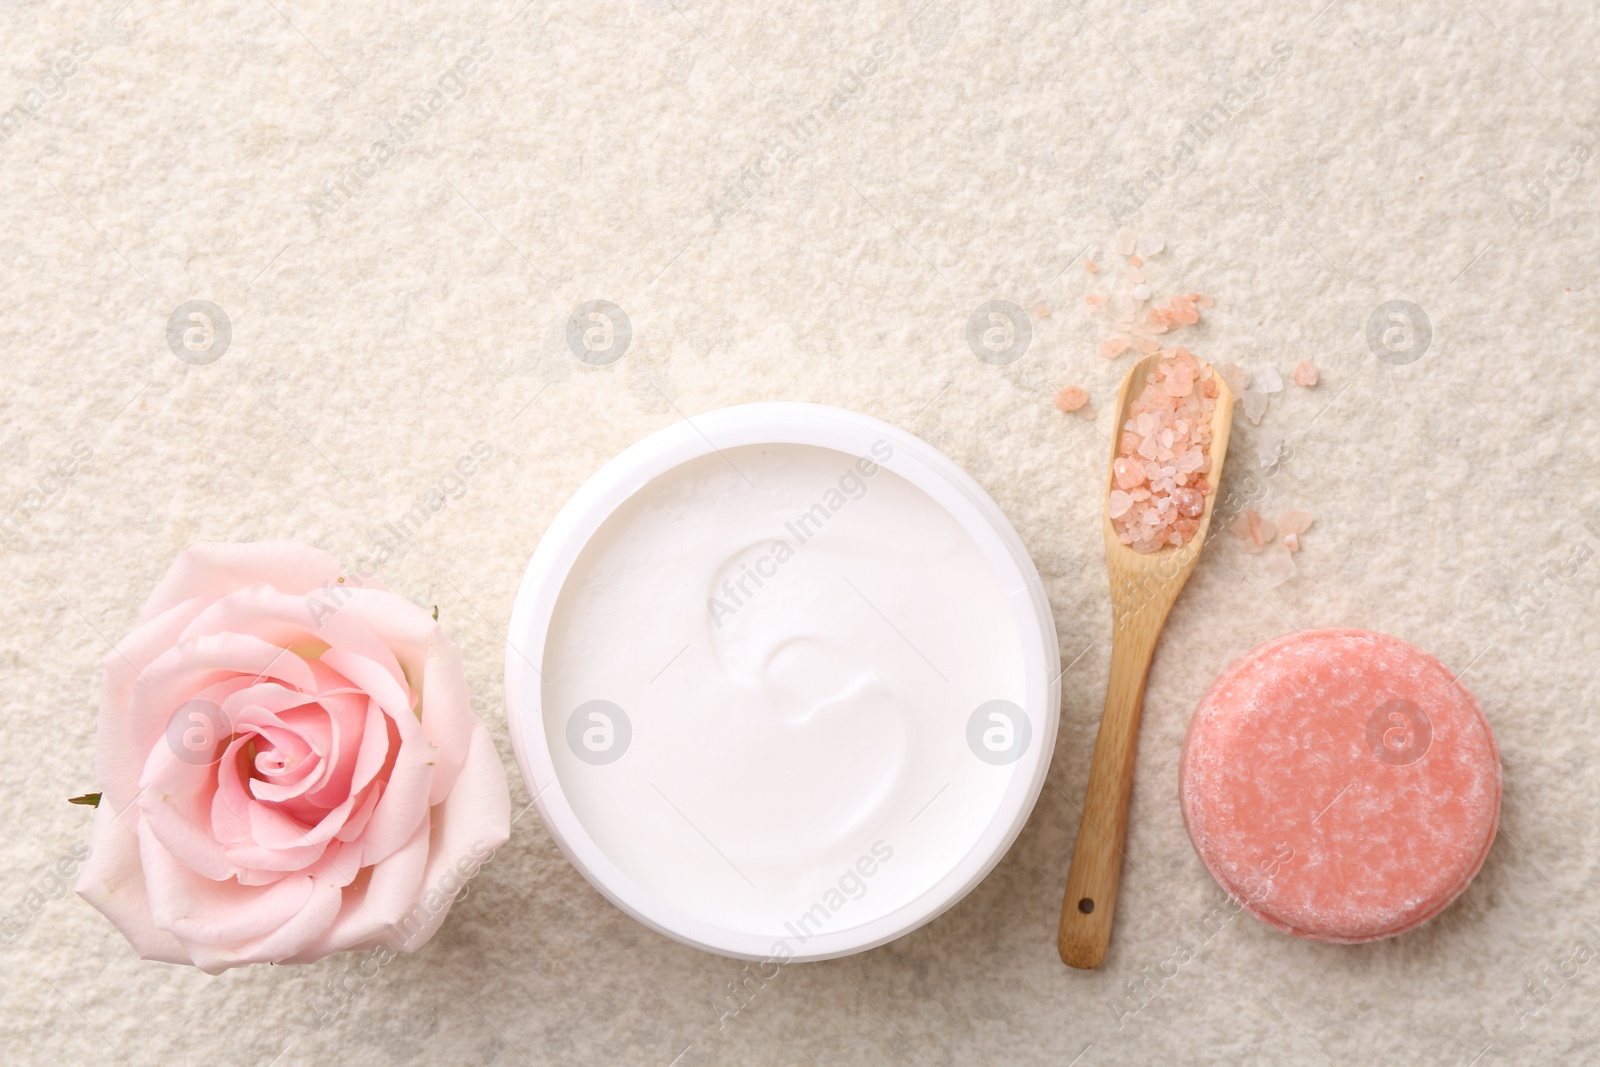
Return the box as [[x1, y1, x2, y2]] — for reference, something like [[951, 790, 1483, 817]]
[[507, 405, 1059, 960]]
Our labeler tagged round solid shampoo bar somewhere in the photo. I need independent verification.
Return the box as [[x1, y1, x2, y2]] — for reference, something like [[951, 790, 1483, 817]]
[[1180, 629, 1501, 943]]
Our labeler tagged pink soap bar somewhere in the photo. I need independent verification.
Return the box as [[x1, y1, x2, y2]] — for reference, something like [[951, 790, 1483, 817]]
[[1180, 629, 1501, 943]]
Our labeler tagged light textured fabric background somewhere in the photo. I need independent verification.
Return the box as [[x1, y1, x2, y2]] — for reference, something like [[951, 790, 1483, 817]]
[[3, 0, 1597, 1063]]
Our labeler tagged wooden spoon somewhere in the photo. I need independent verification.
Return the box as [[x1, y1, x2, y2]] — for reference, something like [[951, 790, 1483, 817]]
[[1057, 352, 1235, 969]]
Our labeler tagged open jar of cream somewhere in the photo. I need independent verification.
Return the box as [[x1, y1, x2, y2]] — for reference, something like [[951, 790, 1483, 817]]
[[505, 403, 1060, 960]]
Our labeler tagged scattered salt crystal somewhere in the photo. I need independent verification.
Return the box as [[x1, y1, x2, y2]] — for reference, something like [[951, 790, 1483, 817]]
[[1136, 235, 1164, 257], [1085, 292, 1105, 307], [1115, 230, 1137, 256], [1054, 385, 1089, 413], [1257, 430, 1284, 470], [1220, 363, 1249, 394], [1254, 366, 1284, 394], [1241, 389, 1269, 425], [1132, 283, 1151, 300], [1228, 508, 1275, 550], [1129, 256, 1143, 268], [1293, 360, 1319, 388], [1035, 305, 1052, 319], [1099, 335, 1132, 359], [1134, 335, 1161, 354], [1282, 532, 1299, 552], [1277, 510, 1314, 536], [1261, 542, 1297, 587], [1086, 261, 1099, 273]]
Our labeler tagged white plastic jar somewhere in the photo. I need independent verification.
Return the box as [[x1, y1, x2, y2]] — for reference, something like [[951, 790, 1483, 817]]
[[505, 403, 1060, 960]]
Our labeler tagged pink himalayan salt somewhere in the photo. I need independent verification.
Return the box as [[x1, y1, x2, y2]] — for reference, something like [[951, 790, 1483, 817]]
[[1085, 260, 1098, 273], [1278, 510, 1314, 553], [1086, 292, 1106, 307], [1241, 390, 1269, 425], [1144, 294, 1205, 334], [1229, 508, 1275, 552], [1219, 363, 1249, 395], [1035, 305, 1052, 319], [1054, 386, 1094, 419], [1261, 542, 1297, 587], [1293, 360, 1319, 387], [1115, 229, 1137, 255], [1109, 347, 1218, 552], [1278, 510, 1314, 536], [1099, 336, 1132, 359]]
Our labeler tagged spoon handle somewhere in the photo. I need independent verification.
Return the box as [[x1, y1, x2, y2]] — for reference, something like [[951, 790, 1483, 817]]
[[1058, 624, 1160, 968]]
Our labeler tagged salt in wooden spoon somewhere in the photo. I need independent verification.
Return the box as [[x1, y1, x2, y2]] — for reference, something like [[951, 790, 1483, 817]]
[[1057, 352, 1235, 969]]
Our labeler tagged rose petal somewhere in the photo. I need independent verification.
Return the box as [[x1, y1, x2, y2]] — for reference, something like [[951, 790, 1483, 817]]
[[76, 803, 193, 966], [382, 725, 510, 952], [96, 595, 213, 819], [327, 589, 476, 805], [185, 880, 344, 975], [180, 585, 411, 703], [138, 541, 359, 625], [353, 720, 433, 868], [287, 816, 432, 960], [139, 818, 316, 947]]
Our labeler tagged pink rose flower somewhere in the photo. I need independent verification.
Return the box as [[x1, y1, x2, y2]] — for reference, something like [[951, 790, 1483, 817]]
[[76, 541, 510, 973]]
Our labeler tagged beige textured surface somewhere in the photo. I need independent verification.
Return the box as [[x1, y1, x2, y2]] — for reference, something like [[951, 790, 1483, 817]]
[[3, 0, 1599, 1063]]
